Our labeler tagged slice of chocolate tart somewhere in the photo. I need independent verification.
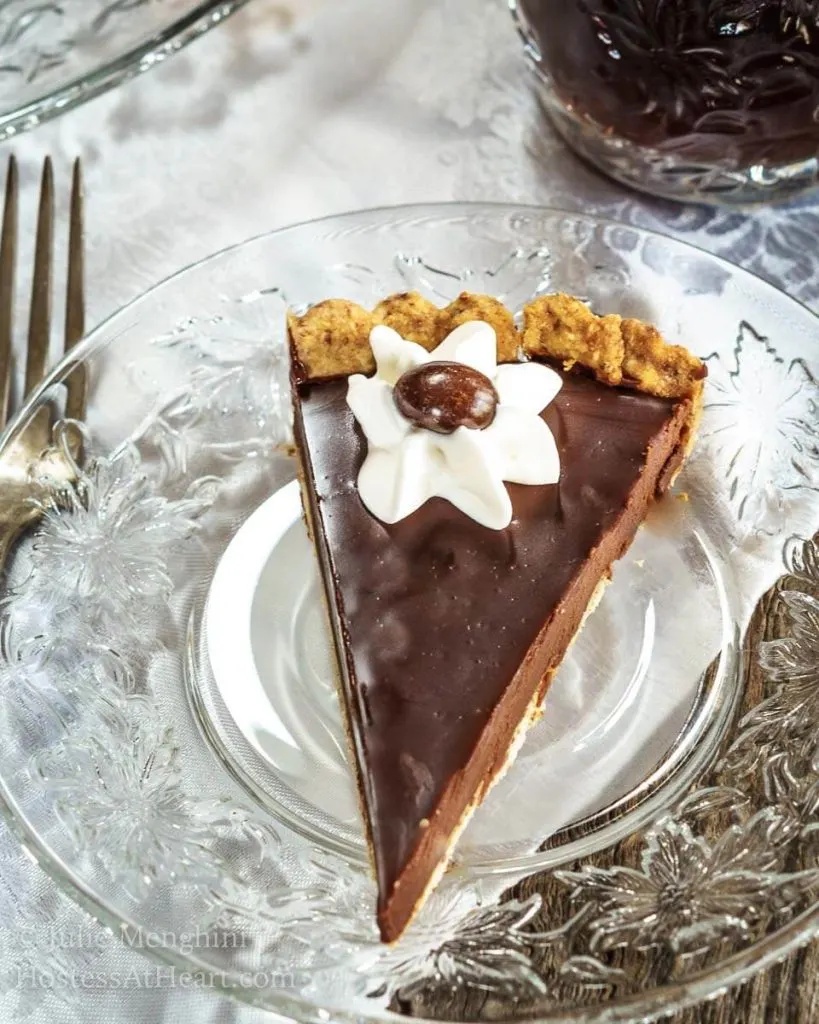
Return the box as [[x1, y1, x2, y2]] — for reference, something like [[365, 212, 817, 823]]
[[287, 291, 705, 942]]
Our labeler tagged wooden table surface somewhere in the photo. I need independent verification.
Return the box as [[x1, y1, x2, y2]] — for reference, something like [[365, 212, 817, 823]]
[[672, 943, 819, 1023], [672, 553, 819, 1024], [648, 565, 818, 1024], [659, 553, 819, 1024], [402, 542, 819, 1023]]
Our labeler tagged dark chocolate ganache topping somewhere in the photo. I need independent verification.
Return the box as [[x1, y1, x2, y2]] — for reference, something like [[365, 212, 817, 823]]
[[295, 364, 680, 899]]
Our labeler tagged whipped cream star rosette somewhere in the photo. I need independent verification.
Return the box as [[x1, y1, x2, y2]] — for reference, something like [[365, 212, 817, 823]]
[[346, 321, 563, 530]]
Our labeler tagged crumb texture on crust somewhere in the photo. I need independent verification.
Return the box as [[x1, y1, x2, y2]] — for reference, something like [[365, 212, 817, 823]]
[[289, 290, 707, 400], [523, 294, 706, 399], [373, 292, 441, 351], [288, 301, 375, 381], [443, 293, 519, 362], [290, 291, 523, 382]]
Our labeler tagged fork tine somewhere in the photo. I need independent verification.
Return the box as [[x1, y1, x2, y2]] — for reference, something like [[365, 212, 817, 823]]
[[0, 156, 17, 428], [63, 157, 86, 423], [25, 156, 53, 399]]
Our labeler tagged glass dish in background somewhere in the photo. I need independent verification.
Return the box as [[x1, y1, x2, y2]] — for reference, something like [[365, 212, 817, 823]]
[[0, 204, 816, 1021], [511, 0, 819, 205], [0, 0, 254, 139]]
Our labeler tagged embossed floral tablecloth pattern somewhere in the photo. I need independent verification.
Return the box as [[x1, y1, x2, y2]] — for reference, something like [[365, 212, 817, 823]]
[[1, 0, 819, 1022]]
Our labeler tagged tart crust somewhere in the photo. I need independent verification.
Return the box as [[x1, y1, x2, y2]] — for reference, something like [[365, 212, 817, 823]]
[[288, 291, 707, 943], [289, 290, 706, 403]]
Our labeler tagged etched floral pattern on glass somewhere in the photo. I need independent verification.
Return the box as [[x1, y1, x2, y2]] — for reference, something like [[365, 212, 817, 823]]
[[0, 221, 816, 1021]]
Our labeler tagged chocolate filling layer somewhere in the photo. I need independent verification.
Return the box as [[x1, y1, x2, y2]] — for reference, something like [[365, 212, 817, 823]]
[[293, 364, 689, 941]]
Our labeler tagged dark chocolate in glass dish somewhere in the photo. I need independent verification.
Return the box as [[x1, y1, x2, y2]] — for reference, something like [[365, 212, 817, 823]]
[[512, 0, 819, 204]]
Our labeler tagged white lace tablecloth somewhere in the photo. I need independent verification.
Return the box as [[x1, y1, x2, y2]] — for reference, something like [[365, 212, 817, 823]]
[[2, 1, 819, 1021]]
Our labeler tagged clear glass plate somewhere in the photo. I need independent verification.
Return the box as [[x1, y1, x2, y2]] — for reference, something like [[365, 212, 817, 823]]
[[0, 204, 817, 1023], [0, 0, 252, 139]]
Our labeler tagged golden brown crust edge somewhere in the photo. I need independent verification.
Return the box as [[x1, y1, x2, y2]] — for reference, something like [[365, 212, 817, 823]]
[[521, 294, 707, 400], [288, 292, 518, 382], [288, 290, 707, 402]]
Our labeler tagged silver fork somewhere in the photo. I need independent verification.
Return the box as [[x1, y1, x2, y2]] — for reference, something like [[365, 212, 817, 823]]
[[0, 155, 86, 568]]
